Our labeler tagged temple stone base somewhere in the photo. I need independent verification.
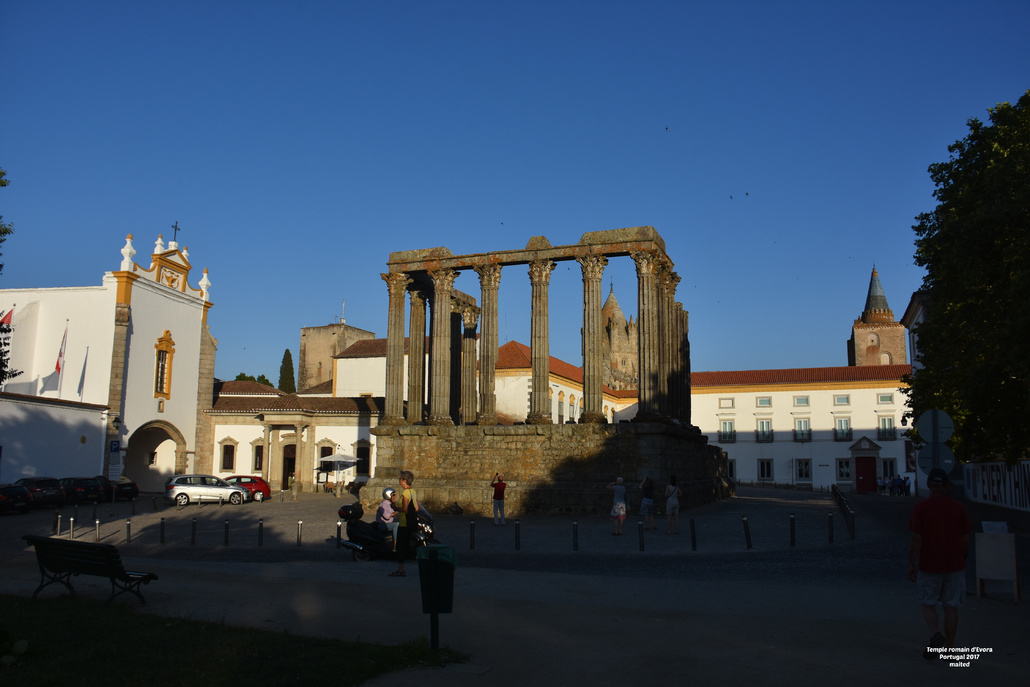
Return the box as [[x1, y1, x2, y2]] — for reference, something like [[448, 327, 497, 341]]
[[364, 423, 733, 516]]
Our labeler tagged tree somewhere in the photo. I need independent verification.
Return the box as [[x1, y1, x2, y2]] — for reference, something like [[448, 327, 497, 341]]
[[278, 349, 296, 394], [234, 372, 273, 387], [906, 91, 1030, 464], [0, 167, 19, 386]]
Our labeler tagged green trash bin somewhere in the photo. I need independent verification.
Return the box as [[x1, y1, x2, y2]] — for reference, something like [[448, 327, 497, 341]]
[[417, 544, 456, 614]]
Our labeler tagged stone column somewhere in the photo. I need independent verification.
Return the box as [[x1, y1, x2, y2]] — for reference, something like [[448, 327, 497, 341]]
[[381, 273, 411, 425], [407, 289, 427, 424], [428, 269, 457, 425], [656, 266, 679, 418], [679, 305, 692, 423], [526, 259, 556, 424], [474, 264, 501, 424], [295, 424, 308, 491], [449, 302, 463, 423], [633, 250, 661, 421], [577, 254, 608, 423], [461, 303, 480, 425]]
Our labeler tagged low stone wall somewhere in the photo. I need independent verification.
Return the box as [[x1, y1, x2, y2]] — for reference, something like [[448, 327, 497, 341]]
[[364, 422, 734, 516]]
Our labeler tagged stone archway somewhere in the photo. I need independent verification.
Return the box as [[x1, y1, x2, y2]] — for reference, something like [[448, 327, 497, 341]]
[[125, 420, 188, 493]]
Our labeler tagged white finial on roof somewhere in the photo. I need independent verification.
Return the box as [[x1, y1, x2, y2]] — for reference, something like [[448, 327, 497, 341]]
[[154, 234, 165, 254], [199, 268, 211, 301], [182, 246, 189, 260], [120, 234, 136, 271]]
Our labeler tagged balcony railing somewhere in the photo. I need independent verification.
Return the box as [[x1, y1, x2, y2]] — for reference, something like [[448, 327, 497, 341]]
[[755, 430, 775, 443], [834, 429, 853, 442], [793, 429, 812, 442], [718, 430, 736, 443], [878, 427, 897, 441]]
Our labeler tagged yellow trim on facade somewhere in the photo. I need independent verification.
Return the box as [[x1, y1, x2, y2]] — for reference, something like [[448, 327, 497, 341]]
[[112, 271, 139, 305]]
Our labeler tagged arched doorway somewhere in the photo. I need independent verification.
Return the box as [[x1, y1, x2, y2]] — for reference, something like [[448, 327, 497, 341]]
[[125, 420, 187, 493]]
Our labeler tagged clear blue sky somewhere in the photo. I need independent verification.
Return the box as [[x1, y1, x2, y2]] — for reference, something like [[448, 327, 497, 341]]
[[2, 1, 1028, 384]]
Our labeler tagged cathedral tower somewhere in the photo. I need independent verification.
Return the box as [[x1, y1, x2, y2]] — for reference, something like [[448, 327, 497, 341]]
[[847, 267, 908, 366]]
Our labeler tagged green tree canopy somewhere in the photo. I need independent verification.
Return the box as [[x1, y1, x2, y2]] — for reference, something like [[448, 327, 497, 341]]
[[234, 372, 273, 387], [907, 91, 1030, 464], [278, 349, 296, 394]]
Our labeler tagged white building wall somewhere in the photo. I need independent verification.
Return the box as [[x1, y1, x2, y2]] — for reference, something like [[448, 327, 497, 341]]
[[1, 286, 116, 403], [0, 394, 107, 480], [120, 277, 204, 448], [335, 357, 387, 397], [692, 383, 912, 491]]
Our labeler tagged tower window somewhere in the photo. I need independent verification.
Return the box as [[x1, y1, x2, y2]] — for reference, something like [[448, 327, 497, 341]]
[[154, 331, 175, 400]]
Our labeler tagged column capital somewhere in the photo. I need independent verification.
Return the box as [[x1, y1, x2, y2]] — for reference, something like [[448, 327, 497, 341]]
[[631, 250, 661, 275], [381, 272, 412, 296], [474, 263, 502, 289], [429, 268, 458, 291], [576, 254, 609, 281], [528, 259, 556, 284]]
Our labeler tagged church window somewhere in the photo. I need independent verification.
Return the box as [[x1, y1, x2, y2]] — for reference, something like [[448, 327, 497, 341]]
[[154, 331, 175, 400], [219, 439, 238, 471]]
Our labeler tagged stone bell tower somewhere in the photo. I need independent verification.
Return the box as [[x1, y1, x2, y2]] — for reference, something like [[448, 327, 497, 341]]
[[848, 267, 907, 366]]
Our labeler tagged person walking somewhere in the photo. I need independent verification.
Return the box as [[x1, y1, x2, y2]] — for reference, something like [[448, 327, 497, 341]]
[[391, 471, 418, 577], [491, 473, 507, 526], [906, 468, 972, 657], [665, 475, 682, 534], [607, 477, 627, 535]]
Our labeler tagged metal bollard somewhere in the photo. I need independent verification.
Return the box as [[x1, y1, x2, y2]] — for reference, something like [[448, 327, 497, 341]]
[[54, 513, 61, 536], [95, 518, 100, 542], [789, 513, 796, 547], [742, 515, 752, 550], [337, 520, 342, 548], [469, 520, 475, 550], [515, 520, 521, 550], [258, 518, 264, 546], [69, 516, 76, 539], [690, 518, 697, 551], [828, 512, 834, 543], [191, 517, 197, 545], [125, 518, 132, 544], [572, 520, 579, 552], [160, 517, 165, 544], [638, 521, 645, 551], [297, 520, 303, 546]]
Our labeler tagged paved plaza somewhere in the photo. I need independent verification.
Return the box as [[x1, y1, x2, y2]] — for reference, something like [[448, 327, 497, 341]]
[[1, 486, 1026, 686]]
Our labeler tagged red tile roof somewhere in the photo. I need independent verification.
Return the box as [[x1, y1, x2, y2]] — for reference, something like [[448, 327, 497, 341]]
[[214, 380, 284, 395], [209, 392, 385, 415], [690, 364, 911, 388]]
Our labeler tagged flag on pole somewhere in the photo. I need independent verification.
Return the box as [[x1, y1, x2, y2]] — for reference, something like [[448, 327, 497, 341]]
[[0, 307, 12, 325], [56, 325, 68, 373]]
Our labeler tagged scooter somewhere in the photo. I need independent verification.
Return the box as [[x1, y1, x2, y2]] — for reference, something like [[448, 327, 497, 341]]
[[338, 502, 438, 562]]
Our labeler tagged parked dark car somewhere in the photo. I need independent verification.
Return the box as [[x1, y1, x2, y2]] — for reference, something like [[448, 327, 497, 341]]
[[95, 475, 141, 501], [13, 477, 66, 507], [0, 484, 33, 514], [225, 475, 271, 502], [60, 477, 105, 504]]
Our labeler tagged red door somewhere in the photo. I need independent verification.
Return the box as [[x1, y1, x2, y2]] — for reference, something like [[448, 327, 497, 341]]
[[855, 456, 876, 493]]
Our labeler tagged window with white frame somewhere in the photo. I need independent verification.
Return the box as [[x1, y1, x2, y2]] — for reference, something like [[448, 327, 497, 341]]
[[835, 417, 852, 441], [253, 444, 264, 472], [834, 394, 850, 406], [719, 419, 736, 443], [220, 442, 236, 471], [794, 396, 809, 407], [878, 393, 894, 404], [796, 459, 812, 481], [794, 418, 811, 442], [758, 459, 773, 481], [837, 458, 852, 481], [756, 396, 772, 408], [757, 418, 773, 442], [879, 416, 896, 440]]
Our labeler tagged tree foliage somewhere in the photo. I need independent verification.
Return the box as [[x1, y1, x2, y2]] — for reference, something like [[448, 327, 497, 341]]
[[234, 372, 273, 387], [278, 349, 296, 394], [907, 91, 1030, 463]]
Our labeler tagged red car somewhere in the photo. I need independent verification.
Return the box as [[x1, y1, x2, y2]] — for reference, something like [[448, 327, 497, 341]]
[[225, 475, 271, 502]]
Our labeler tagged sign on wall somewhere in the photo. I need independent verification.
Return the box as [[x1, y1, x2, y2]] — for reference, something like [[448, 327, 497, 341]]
[[964, 461, 1030, 512]]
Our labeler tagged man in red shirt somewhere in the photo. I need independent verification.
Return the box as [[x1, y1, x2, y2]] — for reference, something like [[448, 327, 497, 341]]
[[491, 473, 507, 526], [907, 468, 972, 657]]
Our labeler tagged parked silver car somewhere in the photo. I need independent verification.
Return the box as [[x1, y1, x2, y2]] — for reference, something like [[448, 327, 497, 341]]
[[164, 475, 248, 506]]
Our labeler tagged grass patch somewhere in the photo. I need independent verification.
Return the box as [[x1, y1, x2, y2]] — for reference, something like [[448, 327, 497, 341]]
[[0, 593, 464, 686]]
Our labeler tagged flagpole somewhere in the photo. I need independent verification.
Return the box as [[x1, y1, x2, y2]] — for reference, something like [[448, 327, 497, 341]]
[[57, 320, 68, 398]]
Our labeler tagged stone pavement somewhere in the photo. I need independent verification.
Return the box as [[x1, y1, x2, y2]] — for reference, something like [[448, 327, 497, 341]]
[[0, 487, 1026, 686]]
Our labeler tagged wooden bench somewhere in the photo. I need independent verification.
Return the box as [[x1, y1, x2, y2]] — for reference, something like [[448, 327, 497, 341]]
[[22, 535, 159, 605]]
